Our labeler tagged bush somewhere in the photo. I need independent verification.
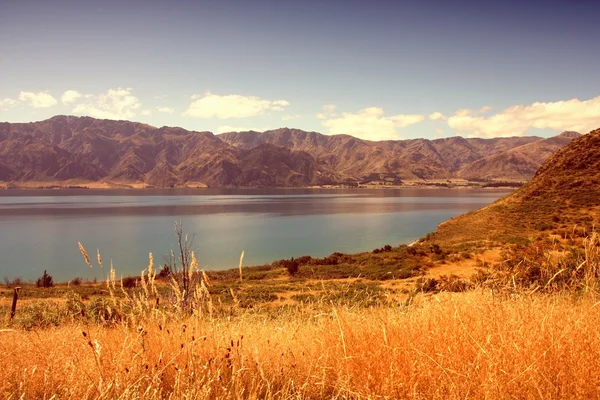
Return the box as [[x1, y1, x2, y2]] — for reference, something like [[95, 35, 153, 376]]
[[87, 297, 123, 323], [438, 275, 473, 292], [275, 258, 300, 276], [416, 277, 439, 293], [4, 277, 24, 287], [70, 277, 82, 286], [429, 244, 442, 255], [157, 264, 171, 279], [295, 255, 312, 265], [372, 245, 393, 254], [477, 233, 600, 293], [64, 291, 86, 318], [17, 300, 63, 330], [311, 254, 340, 266], [122, 276, 137, 288], [36, 270, 54, 288]]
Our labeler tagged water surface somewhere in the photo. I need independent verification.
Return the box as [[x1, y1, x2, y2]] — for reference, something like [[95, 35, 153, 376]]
[[0, 188, 509, 281]]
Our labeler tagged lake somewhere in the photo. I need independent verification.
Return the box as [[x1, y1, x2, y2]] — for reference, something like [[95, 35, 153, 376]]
[[0, 188, 510, 281]]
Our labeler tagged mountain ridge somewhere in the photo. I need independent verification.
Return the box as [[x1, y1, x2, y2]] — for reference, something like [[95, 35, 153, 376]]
[[0, 115, 582, 188]]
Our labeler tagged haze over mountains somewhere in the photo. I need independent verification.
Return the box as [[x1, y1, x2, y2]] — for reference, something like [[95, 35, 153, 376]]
[[0, 115, 582, 188]]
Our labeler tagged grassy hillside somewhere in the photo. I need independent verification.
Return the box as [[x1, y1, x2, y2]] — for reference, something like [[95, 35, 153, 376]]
[[428, 127, 600, 247]]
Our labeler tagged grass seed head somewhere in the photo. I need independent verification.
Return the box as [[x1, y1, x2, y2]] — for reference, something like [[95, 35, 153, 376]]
[[78, 242, 92, 269]]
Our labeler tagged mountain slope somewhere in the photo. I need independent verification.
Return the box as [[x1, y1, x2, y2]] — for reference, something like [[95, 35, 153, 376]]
[[429, 127, 600, 246], [219, 128, 570, 181], [0, 116, 342, 187], [457, 131, 581, 180], [0, 116, 581, 187]]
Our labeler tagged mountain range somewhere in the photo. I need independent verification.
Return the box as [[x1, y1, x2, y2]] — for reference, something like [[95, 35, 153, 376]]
[[0, 115, 582, 188]]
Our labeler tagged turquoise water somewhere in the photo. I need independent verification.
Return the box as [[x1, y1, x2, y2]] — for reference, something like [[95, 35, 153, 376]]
[[0, 188, 509, 281]]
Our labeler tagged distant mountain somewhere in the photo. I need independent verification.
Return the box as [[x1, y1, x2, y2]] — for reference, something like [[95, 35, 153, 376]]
[[0, 116, 340, 187], [0, 116, 581, 187], [428, 128, 600, 246], [456, 131, 581, 180], [219, 128, 578, 181]]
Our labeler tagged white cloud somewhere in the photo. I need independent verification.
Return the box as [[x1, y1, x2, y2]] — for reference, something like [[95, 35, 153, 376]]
[[0, 98, 17, 107], [72, 88, 141, 119], [61, 90, 82, 105], [141, 109, 152, 116], [182, 92, 290, 119], [216, 126, 271, 134], [389, 113, 425, 127], [448, 96, 600, 138], [429, 112, 446, 121], [157, 107, 175, 114], [317, 104, 337, 119], [0, 98, 17, 112], [455, 108, 473, 117], [479, 105, 492, 113], [282, 114, 300, 121], [435, 128, 445, 135], [19, 91, 57, 108], [320, 106, 424, 141], [322, 104, 337, 114]]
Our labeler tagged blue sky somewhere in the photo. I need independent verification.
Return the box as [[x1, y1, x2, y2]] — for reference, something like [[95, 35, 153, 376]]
[[1, 0, 599, 140]]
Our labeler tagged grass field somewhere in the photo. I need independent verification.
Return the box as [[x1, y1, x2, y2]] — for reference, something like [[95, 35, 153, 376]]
[[1, 233, 599, 399], [2, 291, 600, 399]]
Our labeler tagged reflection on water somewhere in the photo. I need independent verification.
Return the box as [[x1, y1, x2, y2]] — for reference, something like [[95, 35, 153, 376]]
[[0, 188, 510, 280]]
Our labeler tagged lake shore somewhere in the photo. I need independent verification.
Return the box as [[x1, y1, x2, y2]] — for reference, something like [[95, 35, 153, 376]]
[[0, 178, 523, 191]]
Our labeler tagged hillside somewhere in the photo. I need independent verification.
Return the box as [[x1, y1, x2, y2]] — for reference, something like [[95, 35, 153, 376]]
[[0, 115, 579, 187], [457, 131, 581, 180], [220, 129, 539, 180], [0, 116, 339, 188], [219, 128, 576, 182], [428, 127, 600, 246]]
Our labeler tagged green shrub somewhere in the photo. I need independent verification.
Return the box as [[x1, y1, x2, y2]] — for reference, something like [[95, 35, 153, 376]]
[[17, 300, 63, 330], [438, 275, 473, 292], [70, 277, 82, 286], [36, 270, 54, 288], [415, 277, 439, 293], [122, 276, 137, 288], [64, 291, 85, 319], [87, 297, 122, 323]]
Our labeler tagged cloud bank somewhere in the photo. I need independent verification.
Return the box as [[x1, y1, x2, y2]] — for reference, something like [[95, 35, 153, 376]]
[[319, 105, 424, 140], [61, 90, 82, 105], [448, 97, 600, 137], [72, 88, 141, 119], [183, 92, 289, 119], [19, 91, 57, 108]]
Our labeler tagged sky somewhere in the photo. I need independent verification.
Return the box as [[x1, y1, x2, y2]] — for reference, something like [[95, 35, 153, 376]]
[[0, 0, 599, 140]]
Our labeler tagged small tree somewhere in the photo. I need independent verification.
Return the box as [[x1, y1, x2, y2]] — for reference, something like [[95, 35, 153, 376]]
[[282, 258, 299, 276], [36, 270, 54, 288], [163, 221, 199, 309], [157, 264, 171, 279]]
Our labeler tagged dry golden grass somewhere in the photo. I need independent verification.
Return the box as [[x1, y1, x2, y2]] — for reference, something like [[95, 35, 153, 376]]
[[426, 249, 503, 279], [2, 291, 600, 399]]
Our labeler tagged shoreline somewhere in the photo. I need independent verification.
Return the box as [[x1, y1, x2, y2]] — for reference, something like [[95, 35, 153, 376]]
[[0, 179, 524, 191]]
